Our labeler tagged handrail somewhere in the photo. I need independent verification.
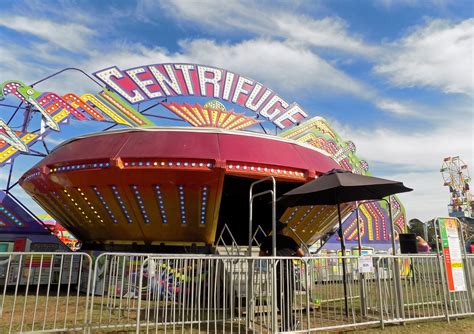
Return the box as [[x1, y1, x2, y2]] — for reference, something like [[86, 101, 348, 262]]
[[251, 189, 274, 253], [215, 223, 241, 256], [249, 176, 276, 256], [252, 225, 267, 247]]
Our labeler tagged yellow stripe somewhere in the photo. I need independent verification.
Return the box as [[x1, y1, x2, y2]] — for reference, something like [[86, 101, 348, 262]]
[[52, 109, 70, 122], [0, 133, 39, 164], [81, 94, 131, 126], [360, 204, 373, 241]]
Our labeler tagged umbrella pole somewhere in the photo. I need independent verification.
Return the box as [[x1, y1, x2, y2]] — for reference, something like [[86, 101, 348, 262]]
[[356, 201, 367, 318], [337, 203, 349, 318], [356, 201, 362, 253]]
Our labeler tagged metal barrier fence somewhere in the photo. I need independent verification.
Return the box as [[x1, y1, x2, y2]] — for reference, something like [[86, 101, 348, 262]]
[[0, 252, 473, 333], [0, 252, 91, 333], [88, 253, 151, 332]]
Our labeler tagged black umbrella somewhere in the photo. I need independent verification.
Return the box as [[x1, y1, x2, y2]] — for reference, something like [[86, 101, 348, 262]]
[[280, 169, 412, 207], [279, 168, 412, 317]]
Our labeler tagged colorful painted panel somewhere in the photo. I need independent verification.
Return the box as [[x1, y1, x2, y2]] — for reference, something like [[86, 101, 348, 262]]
[[0, 81, 154, 167], [162, 102, 260, 130], [279, 117, 407, 250]]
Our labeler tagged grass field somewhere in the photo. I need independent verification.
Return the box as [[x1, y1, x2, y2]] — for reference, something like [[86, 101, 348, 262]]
[[1, 290, 473, 333], [344, 316, 474, 333]]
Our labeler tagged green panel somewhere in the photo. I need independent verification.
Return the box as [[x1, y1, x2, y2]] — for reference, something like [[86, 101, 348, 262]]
[[0, 242, 12, 252], [438, 218, 449, 248]]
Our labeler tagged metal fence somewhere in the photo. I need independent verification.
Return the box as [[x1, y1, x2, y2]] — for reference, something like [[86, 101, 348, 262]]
[[0, 252, 91, 333], [0, 252, 473, 333]]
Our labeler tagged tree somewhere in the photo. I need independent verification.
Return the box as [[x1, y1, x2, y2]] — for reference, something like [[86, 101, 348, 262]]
[[408, 218, 424, 235]]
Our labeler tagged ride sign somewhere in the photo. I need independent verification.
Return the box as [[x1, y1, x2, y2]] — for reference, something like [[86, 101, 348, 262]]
[[94, 63, 308, 128], [437, 217, 466, 292]]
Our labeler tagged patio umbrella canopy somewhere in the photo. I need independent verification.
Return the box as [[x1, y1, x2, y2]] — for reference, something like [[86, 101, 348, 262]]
[[278, 168, 412, 318], [279, 169, 413, 207]]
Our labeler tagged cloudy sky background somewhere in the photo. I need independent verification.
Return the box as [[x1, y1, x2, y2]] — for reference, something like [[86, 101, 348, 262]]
[[0, 0, 472, 221]]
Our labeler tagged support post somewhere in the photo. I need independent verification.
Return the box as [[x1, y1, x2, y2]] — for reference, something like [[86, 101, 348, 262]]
[[458, 221, 474, 312], [388, 198, 404, 321], [355, 202, 367, 317], [337, 203, 349, 318]]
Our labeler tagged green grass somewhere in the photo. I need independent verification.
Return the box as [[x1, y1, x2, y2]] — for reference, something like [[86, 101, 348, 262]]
[[343, 316, 474, 333], [1, 276, 472, 333]]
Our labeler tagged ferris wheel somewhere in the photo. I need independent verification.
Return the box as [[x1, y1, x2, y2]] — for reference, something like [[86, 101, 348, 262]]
[[441, 156, 473, 218]]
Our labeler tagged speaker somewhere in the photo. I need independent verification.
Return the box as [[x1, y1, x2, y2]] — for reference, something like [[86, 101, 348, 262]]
[[399, 233, 418, 254]]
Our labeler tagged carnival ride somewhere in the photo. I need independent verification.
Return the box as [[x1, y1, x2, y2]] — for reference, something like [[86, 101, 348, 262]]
[[37, 214, 79, 250], [440, 156, 474, 243], [441, 156, 473, 219], [0, 192, 70, 252], [20, 127, 344, 249], [1, 63, 407, 252]]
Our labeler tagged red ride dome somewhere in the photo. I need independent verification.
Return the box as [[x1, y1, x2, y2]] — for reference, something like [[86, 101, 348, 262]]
[[20, 127, 339, 249]]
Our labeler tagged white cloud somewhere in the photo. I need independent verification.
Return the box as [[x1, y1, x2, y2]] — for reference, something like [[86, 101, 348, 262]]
[[0, 9, 397, 116], [374, 0, 450, 9], [178, 39, 373, 97], [0, 44, 49, 82], [156, 0, 380, 57], [0, 15, 96, 51], [273, 15, 380, 56], [1, 32, 373, 101], [0, 169, 8, 183], [79, 38, 373, 99], [0, 42, 95, 96], [375, 99, 413, 115], [44, 136, 66, 146], [82, 45, 176, 73], [334, 117, 473, 221], [375, 18, 474, 95], [387, 170, 450, 221], [344, 122, 473, 170], [0, 14, 97, 88]]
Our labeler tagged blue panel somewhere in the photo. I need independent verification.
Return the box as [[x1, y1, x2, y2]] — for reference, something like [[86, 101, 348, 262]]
[[0, 190, 49, 234]]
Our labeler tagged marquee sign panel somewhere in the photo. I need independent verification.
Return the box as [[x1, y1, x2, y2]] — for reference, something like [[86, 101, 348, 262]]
[[94, 63, 308, 128]]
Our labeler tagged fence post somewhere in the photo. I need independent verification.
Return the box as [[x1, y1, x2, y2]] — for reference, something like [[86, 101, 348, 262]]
[[246, 257, 254, 331], [135, 257, 149, 334], [88, 252, 109, 329], [82, 253, 93, 334], [465, 254, 474, 312], [392, 257, 405, 321], [459, 223, 474, 312], [432, 218, 451, 322], [271, 258, 278, 333], [387, 201, 404, 322], [305, 259, 311, 331], [359, 271, 367, 318], [375, 258, 384, 330]]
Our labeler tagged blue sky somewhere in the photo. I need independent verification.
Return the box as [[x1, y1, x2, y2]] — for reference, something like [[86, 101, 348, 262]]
[[0, 0, 472, 221]]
